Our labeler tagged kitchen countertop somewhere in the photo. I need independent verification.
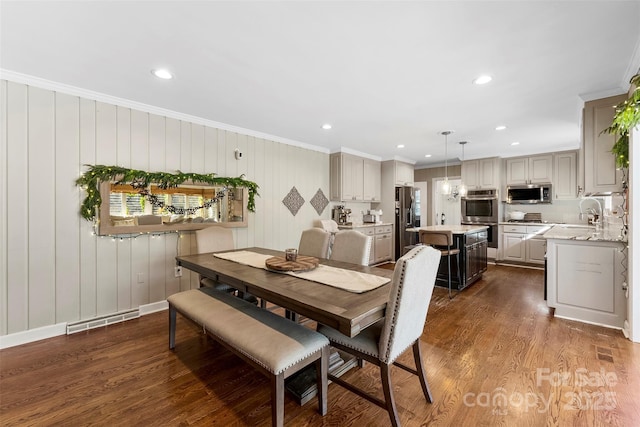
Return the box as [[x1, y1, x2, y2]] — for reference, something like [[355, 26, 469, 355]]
[[406, 225, 489, 235], [543, 224, 627, 242], [338, 222, 392, 229]]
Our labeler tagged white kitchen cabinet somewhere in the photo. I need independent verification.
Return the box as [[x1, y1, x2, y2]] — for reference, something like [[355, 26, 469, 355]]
[[582, 94, 627, 194], [553, 151, 578, 199], [499, 224, 550, 265], [505, 155, 553, 186], [330, 153, 381, 202], [342, 224, 392, 265], [461, 157, 501, 190], [363, 158, 381, 202], [546, 238, 626, 328], [395, 161, 414, 186]]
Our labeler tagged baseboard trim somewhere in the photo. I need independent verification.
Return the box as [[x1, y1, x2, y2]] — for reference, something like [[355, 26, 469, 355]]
[[0, 323, 67, 349], [0, 301, 170, 349]]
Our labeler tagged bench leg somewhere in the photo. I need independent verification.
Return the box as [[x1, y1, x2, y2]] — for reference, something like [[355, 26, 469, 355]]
[[169, 304, 176, 350], [316, 346, 329, 416], [271, 373, 285, 427]]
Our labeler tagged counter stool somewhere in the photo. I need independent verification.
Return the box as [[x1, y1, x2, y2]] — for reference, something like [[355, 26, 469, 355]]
[[419, 230, 460, 299]]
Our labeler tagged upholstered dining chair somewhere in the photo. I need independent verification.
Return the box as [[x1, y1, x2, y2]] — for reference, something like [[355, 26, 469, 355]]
[[419, 229, 460, 299], [298, 228, 331, 259], [313, 219, 340, 257], [329, 230, 372, 266], [195, 226, 258, 305], [317, 245, 441, 427]]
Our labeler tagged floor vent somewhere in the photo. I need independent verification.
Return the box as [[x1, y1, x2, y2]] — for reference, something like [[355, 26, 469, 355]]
[[66, 309, 140, 335]]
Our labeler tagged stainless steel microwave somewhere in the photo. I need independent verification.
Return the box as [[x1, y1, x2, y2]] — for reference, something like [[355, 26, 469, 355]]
[[506, 184, 552, 204]]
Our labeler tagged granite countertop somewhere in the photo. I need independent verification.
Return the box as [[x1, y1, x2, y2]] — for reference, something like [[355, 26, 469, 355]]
[[406, 225, 489, 235], [543, 224, 627, 243]]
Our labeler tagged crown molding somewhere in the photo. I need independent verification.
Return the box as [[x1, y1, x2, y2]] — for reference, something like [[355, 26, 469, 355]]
[[0, 69, 330, 154]]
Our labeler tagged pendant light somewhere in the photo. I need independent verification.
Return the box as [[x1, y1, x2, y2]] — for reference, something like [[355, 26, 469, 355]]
[[458, 141, 468, 197], [440, 131, 453, 195]]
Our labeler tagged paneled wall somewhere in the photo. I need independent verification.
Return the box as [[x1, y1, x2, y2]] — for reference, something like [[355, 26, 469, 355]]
[[0, 80, 330, 336]]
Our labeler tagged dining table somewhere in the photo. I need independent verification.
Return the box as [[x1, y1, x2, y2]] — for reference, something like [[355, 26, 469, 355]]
[[175, 247, 394, 338]]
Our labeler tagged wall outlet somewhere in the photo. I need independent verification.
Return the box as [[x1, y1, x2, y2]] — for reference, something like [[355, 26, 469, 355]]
[[174, 266, 183, 277]]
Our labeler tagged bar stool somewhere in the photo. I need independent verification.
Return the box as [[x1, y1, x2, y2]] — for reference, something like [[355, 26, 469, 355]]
[[419, 230, 460, 299]]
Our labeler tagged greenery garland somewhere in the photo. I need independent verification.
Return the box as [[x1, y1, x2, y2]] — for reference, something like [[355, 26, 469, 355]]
[[603, 73, 640, 168], [75, 165, 259, 222]]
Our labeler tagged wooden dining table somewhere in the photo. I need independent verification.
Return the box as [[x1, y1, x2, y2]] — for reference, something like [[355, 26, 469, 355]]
[[176, 247, 393, 338]]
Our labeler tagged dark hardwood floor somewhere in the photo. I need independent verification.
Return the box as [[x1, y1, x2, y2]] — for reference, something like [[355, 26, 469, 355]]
[[2, 264, 639, 426]]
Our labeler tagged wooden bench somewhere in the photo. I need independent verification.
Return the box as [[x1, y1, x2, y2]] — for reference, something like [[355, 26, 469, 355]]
[[167, 287, 329, 427]]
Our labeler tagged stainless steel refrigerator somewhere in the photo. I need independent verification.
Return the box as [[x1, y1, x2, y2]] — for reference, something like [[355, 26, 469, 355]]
[[394, 186, 417, 260]]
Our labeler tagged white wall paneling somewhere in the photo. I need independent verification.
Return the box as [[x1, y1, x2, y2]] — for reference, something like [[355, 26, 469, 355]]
[[0, 80, 8, 335], [1, 79, 330, 339]]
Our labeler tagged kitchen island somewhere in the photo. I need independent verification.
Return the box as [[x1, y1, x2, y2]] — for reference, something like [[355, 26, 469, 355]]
[[544, 224, 627, 329], [406, 225, 489, 291]]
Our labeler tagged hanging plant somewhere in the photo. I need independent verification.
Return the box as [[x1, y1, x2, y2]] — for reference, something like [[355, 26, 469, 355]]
[[75, 165, 259, 222], [602, 73, 640, 168]]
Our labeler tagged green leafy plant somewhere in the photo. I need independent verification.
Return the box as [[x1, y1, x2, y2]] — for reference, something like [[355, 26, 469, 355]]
[[602, 74, 640, 168], [75, 165, 260, 222]]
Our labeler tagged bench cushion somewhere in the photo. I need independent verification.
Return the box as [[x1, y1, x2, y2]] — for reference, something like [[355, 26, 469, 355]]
[[167, 288, 329, 375]]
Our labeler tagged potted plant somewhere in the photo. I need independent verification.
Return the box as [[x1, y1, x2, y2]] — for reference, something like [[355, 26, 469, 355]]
[[603, 73, 640, 168]]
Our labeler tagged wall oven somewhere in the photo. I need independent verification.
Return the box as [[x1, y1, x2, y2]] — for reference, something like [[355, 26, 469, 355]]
[[461, 189, 498, 248]]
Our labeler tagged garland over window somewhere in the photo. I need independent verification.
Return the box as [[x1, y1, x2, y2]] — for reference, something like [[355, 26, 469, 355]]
[[75, 165, 259, 222]]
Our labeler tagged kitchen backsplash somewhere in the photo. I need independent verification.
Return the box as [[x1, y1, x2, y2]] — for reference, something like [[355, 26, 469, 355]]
[[502, 195, 626, 226]]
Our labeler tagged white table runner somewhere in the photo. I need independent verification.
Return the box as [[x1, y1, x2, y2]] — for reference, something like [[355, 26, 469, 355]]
[[213, 250, 390, 293]]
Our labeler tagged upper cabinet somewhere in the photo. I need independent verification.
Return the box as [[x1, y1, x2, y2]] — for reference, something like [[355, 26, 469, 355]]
[[553, 151, 578, 199], [363, 158, 381, 202], [330, 152, 381, 202], [582, 94, 627, 194], [461, 157, 501, 190], [395, 161, 414, 186], [505, 154, 553, 186]]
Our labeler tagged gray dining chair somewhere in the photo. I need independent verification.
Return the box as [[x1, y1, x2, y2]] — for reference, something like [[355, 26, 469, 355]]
[[317, 245, 441, 427], [298, 228, 331, 259], [195, 226, 258, 305], [419, 229, 460, 299], [330, 230, 372, 266]]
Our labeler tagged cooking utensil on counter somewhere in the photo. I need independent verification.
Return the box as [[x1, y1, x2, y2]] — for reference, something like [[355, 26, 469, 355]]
[[510, 211, 526, 220]]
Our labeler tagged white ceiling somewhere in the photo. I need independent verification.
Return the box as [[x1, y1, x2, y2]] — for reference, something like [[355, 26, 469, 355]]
[[2, 1, 640, 168]]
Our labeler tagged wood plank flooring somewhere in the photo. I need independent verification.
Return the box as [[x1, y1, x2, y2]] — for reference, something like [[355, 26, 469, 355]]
[[2, 264, 639, 426]]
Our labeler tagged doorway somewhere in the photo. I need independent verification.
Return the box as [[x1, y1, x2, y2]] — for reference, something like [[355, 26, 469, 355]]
[[432, 178, 462, 225]]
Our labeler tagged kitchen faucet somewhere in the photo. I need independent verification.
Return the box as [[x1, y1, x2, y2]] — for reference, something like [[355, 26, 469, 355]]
[[579, 197, 603, 227]]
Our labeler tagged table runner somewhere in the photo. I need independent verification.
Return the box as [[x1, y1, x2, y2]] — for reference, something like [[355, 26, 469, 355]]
[[213, 250, 390, 293]]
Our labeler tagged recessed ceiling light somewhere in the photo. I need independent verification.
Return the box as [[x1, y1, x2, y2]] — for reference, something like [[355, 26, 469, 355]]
[[397, 144, 405, 148], [511, 141, 520, 146], [424, 154, 432, 158], [473, 75, 492, 85], [495, 125, 507, 131], [321, 123, 332, 130], [151, 69, 173, 79]]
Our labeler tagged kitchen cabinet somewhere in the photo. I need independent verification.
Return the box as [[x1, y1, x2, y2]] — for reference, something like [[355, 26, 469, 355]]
[[461, 157, 501, 190], [546, 238, 626, 328], [373, 224, 393, 264], [499, 224, 550, 265], [363, 158, 381, 202], [553, 151, 578, 199], [582, 94, 626, 194], [505, 155, 553, 186], [340, 224, 392, 265], [395, 161, 414, 186], [330, 153, 381, 202], [464, 230, 488, 283]]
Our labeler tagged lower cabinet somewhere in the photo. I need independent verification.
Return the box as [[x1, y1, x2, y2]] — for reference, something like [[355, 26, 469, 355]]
[[499, 224, 550, 265], [546, 239, 626, 328], [464, 231, 488, 284], [347, 224, 393, 265]]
